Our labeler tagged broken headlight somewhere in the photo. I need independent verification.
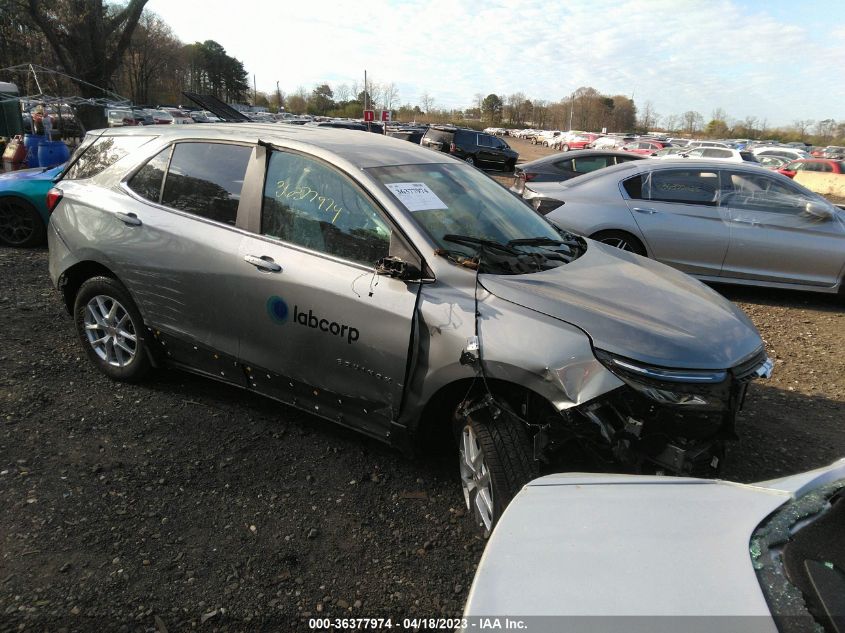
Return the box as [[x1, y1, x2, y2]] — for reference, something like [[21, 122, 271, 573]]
[[594, 349, 729, 408]]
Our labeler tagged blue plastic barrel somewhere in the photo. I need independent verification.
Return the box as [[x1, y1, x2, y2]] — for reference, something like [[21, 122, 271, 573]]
[[37, 140, 70, 168], [23, 134, 45, 167]]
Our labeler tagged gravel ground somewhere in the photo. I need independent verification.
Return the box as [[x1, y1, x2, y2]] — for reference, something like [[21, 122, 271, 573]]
[[1, 237, 843, 631]]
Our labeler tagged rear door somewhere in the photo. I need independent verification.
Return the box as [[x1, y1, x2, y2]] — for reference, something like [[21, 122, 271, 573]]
[[115, 140, 253, 377], [621, 167, 730, 276], [719, 169, 845, 287], [233, 146, 420, 438]]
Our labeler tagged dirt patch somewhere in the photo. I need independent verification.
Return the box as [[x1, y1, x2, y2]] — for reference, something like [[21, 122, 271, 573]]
[[0, 247, 843, 631]]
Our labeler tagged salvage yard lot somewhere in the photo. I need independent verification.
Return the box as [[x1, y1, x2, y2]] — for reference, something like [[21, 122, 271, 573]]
[[1, 241, 844, 627]]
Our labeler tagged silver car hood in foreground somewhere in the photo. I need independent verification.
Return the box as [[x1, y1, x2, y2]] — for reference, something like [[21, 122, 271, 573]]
[[480, 240, 762, 370], [463, 459, 845, 630]]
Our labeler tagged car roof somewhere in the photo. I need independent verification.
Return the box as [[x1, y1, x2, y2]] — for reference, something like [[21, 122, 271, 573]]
[[560, 158, 779, 188], [97, 123, 451, 169], [519, 150, 645, 170]]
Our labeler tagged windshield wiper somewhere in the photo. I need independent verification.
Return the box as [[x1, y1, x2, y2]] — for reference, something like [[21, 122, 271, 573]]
[[442, 234, 522, 255]]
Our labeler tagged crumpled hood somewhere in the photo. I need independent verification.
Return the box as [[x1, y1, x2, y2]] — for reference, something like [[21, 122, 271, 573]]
[[480, 240, 763, 370]]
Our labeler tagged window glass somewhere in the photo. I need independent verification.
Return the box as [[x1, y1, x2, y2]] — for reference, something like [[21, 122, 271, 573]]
[[477, 135, 492, 147], [161, 142, 251, 225], [687, 148, 705, 157], [645, 169, 719, 205], [553, 159, 575, 172], [64, 135, 154, 180], [721, 170, 816, 214], [784, 161, 801, 171], [820, 163, 833, 172], [572, 156, 611, 173], [262, 151, 391, 265], [368, 163, 563, 262], [127, 147, 171, 203], [622, 175, 643, 199]]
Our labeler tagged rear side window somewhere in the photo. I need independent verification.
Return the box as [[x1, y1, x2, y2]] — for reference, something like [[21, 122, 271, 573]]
[[572, 156, 612, 173], [64, 135, 154, 180], [160, 142, 251, 225], [739, 152, 758, 162], [423, 129, 455, 145], [622, 175, 643, 199], [646, 169, 719, 205], [127, 147, 172, 203]]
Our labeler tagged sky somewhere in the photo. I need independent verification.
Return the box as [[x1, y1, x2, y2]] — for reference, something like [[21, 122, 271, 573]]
[[145, 0, 845, 127]]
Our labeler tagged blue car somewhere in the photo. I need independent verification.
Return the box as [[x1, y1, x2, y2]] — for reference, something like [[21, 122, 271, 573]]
[[0, 164, 64, 247]]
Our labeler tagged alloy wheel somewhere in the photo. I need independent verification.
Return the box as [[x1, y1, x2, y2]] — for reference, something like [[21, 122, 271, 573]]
[[459, 424, 494, 532], [83, 295, 138, 367], [0, 199, 36, 245], [601, 237, 634, 251]]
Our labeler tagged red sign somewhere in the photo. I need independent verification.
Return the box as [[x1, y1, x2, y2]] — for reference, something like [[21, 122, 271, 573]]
[[363, 110, 375, 122], [380, 110, 391, 122]]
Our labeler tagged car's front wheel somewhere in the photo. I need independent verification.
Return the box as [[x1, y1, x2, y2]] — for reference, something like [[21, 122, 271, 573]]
[[74, 276, 152, 382], [0, 197, 46, 247], [561, 144, 570, 152], [465, 155, 476, 166], [456, 402, 538, 533]]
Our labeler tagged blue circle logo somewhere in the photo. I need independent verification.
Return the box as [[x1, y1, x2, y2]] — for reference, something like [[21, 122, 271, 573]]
[[267, 296, 289, 323]]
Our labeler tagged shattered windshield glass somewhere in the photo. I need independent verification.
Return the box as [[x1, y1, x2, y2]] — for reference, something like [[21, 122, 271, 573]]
[[367, 163, 585, 274]]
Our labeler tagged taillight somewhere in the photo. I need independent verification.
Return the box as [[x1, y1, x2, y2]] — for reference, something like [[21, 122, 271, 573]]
[[46, 187, 63, 213], [449, 142, 456, 153], [524, 172, 538, 182]]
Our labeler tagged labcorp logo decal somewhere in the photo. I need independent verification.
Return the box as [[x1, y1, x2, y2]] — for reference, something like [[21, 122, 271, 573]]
[[266, 296, 289, 323], [266, 296, 360, 344]]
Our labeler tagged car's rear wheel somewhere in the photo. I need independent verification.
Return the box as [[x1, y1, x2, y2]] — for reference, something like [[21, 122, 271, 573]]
[[561, 144, 570, 152], [456, 402, 539, 533], [0, 197, 46, 247], [504, 159, 515, 172], [591, 230, 647, 256], [74, 276, 151, 382], [465, 155, 476, 166]]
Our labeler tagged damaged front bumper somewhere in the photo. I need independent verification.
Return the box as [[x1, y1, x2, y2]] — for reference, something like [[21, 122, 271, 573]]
[[541, 347, 773, 477]]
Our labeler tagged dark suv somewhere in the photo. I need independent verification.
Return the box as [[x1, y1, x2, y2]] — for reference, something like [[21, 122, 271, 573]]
[[420, 125, 518, 171]]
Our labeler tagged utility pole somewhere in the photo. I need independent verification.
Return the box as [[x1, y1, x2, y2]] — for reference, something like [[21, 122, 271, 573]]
[[253, 74, 257, 107], [568, 92, 574, 131]]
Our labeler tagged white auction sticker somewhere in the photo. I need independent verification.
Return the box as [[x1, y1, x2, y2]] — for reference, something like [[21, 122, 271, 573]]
[[385, 182, 448, 212]]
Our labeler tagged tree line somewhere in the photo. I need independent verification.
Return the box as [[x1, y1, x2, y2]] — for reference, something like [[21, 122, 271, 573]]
[[0, 0, 249, 105]]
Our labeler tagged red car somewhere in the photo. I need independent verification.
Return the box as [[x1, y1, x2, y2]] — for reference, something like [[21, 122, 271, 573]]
[[777, 158, 845, 179], [558, 133, 600, 151], [621, 140, 671, 155]]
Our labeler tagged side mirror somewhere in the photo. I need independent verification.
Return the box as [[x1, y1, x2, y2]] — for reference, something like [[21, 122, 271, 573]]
[[804, 201, 834, 220], [376, 256, 421, 281]]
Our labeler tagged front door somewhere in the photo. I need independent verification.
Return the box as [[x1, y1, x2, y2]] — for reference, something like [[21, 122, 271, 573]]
[[719, 169, 845, 287], [235, 148, 420, 438]]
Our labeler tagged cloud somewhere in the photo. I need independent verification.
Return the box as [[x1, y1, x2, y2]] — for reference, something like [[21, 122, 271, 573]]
[[146, 0, 845, 125]]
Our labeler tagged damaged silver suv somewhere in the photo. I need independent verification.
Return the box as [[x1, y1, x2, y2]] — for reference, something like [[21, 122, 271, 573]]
[[47, 125, 773, 532]]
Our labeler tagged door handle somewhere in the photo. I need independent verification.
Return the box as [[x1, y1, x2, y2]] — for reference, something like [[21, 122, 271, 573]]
[[732, 217, 757, 225], [631, 207, 658, 214], [244, 254, 282, 272], [116, 212, 142, 226]]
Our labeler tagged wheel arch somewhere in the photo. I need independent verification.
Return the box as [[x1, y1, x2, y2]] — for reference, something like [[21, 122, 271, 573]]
[[57, 260, 119, 314]]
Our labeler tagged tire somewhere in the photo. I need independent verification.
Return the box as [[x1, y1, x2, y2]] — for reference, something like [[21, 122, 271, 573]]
[[73, 276, 151, 382], [0, 197, 47, 247], [591, 230, 647, 256], [465, 155, 476, 166], [504, 159, 515, 173], [561, 144, 570, 152], [456, 401, 539, 533]]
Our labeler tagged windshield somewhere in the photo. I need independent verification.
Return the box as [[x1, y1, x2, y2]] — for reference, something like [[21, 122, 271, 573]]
[[367, 163, 584, 273]]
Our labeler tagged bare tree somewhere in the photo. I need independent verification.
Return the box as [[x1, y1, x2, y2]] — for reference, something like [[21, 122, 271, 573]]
[[382, 81, 399, 111], [119, 10, 180, 104], [334, 83, 350, 103], [27, 0, 149, 96], [638, 100, 659, 132], [663, 114, 680, 133], [419, 92, 435, 113], [793, 119, 815, 141], [815, 118, 836, 142], [682, 110, 704, 135]]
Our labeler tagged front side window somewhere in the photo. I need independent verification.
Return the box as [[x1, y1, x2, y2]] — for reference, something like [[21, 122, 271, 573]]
[[64, 135, 155, 180], [261, 151, 391, 265], [160, 142, 251, 225], [721, 170, 820, 215], [477, 135, 493, 147]]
